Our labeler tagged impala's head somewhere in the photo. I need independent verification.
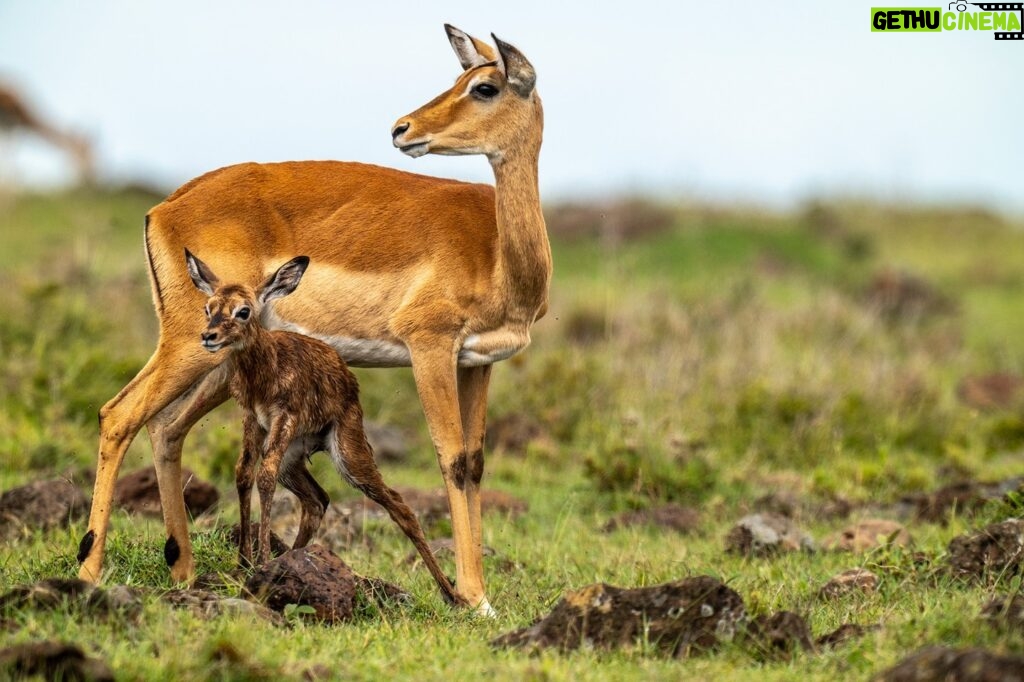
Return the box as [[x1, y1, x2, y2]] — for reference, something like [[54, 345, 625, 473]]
[[184, 249, 309, 353], [391, 25, 542, 163]]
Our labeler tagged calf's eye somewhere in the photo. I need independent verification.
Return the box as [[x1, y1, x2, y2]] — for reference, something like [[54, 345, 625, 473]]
[[235, 307, 251, 320]]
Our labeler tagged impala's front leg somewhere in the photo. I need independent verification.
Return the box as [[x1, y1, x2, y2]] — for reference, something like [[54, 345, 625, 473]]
[[409, 341, 487, 612], [255, 415, 295, 565]]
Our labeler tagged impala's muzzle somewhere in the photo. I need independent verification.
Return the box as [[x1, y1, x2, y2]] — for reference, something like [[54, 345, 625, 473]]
[[200, 330, 223, 352]]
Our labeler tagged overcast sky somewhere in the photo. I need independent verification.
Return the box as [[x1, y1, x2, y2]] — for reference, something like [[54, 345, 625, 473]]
[[0, 1, 1020, 211]]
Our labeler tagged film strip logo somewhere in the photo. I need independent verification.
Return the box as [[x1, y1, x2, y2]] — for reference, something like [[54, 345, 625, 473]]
[[957, 2, 1024, 39]]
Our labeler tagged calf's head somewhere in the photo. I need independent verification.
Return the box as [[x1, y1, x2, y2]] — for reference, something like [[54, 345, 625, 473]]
[[184, 250, 310, 352]]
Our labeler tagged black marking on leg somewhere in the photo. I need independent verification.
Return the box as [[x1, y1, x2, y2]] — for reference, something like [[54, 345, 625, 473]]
[[469, 448, 484, 486], [77, 530, 95, 563], [164, 536, 181, 567], [449, 453, 468, 490]]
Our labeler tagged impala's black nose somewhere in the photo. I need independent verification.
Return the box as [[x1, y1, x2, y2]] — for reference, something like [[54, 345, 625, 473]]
[[201, 331, 218, 343], [391, 121, 410, 140]]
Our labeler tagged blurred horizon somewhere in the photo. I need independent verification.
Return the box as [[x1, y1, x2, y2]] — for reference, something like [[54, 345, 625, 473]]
[[1, 1, 1022, 214]]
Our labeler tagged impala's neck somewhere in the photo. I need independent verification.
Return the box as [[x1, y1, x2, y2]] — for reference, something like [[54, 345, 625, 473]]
[[233, 326, 278, 389], [489, 109, 550, 318]]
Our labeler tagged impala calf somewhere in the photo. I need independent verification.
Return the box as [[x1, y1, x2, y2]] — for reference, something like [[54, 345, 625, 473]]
[[186, 250, 463, 606], [79, 25, 548, 617]]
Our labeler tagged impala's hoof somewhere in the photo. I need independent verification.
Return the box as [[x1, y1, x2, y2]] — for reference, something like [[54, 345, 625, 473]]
[[475, 598, 497, 618]]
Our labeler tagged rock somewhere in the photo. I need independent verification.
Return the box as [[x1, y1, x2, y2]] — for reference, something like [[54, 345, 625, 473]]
[[725, 513, 814, 557], [228, 522, 291, 559], [602, 504, 701, 534], [0, 479, 89, 539], [864, 270, 954, 322], [492, 575, 745, 657], [980, 594, 1024, 633], [114, 466, 219, 518], [364, 421, 410, 463], [485, 412, 554, 455], [743, 611, 814, 660], [351, 576, 411, 609], [816, 623, 878, 649], [243, 544, 359, 623], [958, 373, 1024, 411], [946, 518, 1024, 582], [821, 519, 912, 552], [906, 478, 1023, 524], [875, 646, 1024, 681], [818, 568, 879, 599], [161, 589, 283, 624], [0, 641, 114, 682]]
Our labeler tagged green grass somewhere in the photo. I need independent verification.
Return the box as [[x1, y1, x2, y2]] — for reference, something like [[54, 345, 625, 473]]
[[1, 189, 1023, 680]]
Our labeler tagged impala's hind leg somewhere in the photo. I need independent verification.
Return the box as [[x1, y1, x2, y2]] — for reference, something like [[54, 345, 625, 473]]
[[79, 343, 223, 584], [457, 364, 492, 614], [235, 411, 264, 567], [329, 406, 465, 607], [278, 451, 330, 549]]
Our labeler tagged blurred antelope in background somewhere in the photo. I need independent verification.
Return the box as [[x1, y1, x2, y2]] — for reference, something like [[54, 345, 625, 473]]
[[77, 24, 548, 615]]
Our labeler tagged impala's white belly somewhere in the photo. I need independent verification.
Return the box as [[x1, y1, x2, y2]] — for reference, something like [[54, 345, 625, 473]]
[[266, 314, 530, 368]]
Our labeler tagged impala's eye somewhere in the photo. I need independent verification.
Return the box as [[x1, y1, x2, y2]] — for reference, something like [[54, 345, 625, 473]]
[[235, 307, 251, 320], [472, 83, 499, 99]]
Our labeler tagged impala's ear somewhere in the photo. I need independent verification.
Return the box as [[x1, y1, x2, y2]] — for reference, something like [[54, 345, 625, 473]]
[[258, 256, 310, 304], [184, 249, 219, 297], [493, 34, 536, 98], [445, 24, 496, 70]]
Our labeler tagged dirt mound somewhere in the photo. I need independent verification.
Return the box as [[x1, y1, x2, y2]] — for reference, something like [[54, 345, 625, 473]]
[[0, 641, 113, 682], [743, 611, 814, 661], [114, 466, 218, 518], [958, 373, 1024, 411], [602, 504, 702, 534], [946, 518, 1024, 582], [725, 513, 814, 557], [486, 412, 553, 455], [863, 269, 954, 322], [162, 589, 282, 624], [243, 544, 403, 622], [816, 623, 878, 649], [493, 575, 745, 657], [0, 579, 143, 621], [980, 594, 1024, 633], [875, 646, 1024, 681], [0, 479, 89, 540], [818, 568, 879, 600], [364, 421, 411, 463], [905, 478, 1022, 524], [821, 519, 912, 552]]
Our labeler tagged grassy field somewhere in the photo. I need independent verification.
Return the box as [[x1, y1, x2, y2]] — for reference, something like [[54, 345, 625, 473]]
[[1, 187, 1023, 680]]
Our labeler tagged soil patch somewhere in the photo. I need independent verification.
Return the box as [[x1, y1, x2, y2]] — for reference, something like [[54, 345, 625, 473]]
[[946, 518, 1024, 582], [0, 479, 89, 540], [875, 646, 1024, 681], [0, 641, 113, 682], [743, 611, 814, 660], [957, 373, 1024, 411], [980, 594, 1024, 633], [725, 513, 814, 557], [818, 568, 879, 600], [821, 519, 911, 552], [602, 504, 701, 534], [492, 575, 745, 657], [114, 466, 218, 518]]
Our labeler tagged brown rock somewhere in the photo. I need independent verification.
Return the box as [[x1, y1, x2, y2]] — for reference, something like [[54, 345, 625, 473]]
[[602, 504, 702, 534], [822, 519, 912, 552], [114, 466, 218, 518], [243, 544, 358, 623], [0, 479, 89, 539], [486, 412, 553, 455], [725, 513, 814, 557], [0, 579, 143, 620], [355, 487, 527, 522], [744, 611, 814, 660], [818, 568, 879, 599], [958, 373, 1024, 411], [816, 623, 878, 649], [947, 519, 1024, 582], [492, 576, 745, 657], [980, 594, 1024, 632], [0, 641, 114, 682], [875, 646, 1024, 681]]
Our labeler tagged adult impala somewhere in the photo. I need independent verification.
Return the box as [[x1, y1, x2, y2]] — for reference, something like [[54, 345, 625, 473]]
[[77, 25, 549, 615]]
